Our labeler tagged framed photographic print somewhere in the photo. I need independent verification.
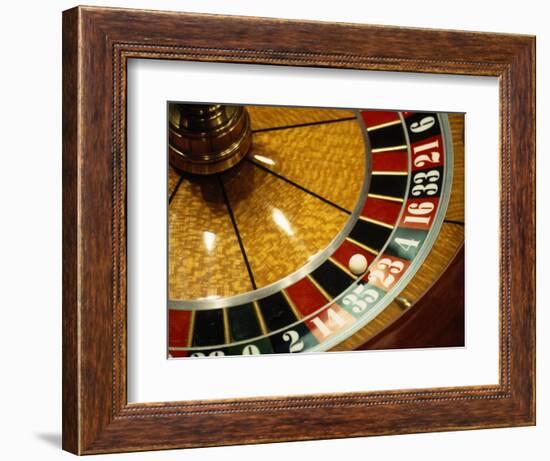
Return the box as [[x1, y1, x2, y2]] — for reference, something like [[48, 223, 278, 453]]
[[62, 5, 535, 454]]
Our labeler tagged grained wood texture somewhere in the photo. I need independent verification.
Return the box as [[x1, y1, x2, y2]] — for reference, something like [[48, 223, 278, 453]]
[[225, 161, 350, 288], [62, 8, 79, 454], [169, 176, 254, 299], [248, 106, 356, 131], [447, 113, 465, 222], [250, 117, 365, 211], [168, 111, 365, 299], [62, 5, 535, 455]]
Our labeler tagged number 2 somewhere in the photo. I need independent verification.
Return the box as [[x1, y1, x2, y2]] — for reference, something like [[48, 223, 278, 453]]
[[283, 330, 304, 353]]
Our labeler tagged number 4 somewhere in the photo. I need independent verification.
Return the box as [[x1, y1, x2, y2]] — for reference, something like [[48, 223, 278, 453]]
[[394, 237, 420, 253]]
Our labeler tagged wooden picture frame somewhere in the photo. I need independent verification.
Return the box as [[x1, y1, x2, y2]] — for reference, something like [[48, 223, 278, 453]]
[[62, 5, 536, 454]]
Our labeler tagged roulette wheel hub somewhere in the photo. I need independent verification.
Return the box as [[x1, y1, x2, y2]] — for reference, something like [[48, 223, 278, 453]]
[[169, 103, 252, 175]]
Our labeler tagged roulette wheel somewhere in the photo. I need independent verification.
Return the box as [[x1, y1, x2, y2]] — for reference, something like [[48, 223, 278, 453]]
[[167, 104, 464, 358]]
